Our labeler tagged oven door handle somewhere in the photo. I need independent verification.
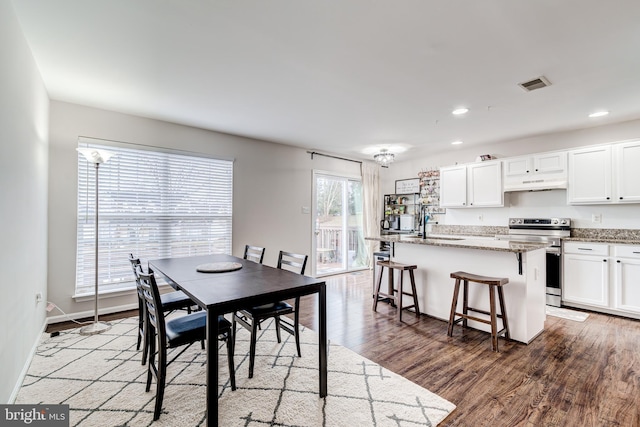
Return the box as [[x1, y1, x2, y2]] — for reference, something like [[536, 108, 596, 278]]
[[546, 246, 561, 255]]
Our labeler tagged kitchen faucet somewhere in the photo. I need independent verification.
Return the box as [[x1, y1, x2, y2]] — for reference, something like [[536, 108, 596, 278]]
[[420, 205, 430, 239]]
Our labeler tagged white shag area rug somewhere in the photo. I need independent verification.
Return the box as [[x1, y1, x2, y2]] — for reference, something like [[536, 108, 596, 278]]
[[16, 317, 455, 426], [546, 306, 590, 322]]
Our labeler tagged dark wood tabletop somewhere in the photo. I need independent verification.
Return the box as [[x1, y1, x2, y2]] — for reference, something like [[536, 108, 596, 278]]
[[151, 254, 324, 312], [149, 253, 327, 427]]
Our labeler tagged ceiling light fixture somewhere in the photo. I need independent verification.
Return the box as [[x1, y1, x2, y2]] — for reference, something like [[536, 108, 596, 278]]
[[451, 140, 463, 145], [452, 108, 469, 115], [374, 149, 395, 167], [588, 111, 609, 118]]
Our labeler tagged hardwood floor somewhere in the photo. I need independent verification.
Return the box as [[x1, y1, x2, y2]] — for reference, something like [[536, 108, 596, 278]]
[[298, 270, 640, 427], [46, 270, 639, 426]]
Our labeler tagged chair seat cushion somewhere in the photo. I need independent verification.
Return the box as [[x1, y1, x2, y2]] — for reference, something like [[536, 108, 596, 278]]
[[246, 301, 293, 317], [166, 312, 231, 348], [160, 290, 193, 311]]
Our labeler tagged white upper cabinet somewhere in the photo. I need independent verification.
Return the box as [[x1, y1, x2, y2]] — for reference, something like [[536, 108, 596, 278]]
[[503, 151, 567, 191], [440, 161, 503, 208], [567, 145, 612, 204], [468, 161, 503, 207], [439, 165, 467, 207], [614, 140, 640, 203], [568, 140, 640, 205]]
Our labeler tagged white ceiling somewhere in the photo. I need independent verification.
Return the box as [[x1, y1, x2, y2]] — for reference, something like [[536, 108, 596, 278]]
[[12, 0, 640, 161]]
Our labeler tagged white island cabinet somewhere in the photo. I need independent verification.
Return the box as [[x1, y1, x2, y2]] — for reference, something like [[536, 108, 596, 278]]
[[367, 235, 547, 344]]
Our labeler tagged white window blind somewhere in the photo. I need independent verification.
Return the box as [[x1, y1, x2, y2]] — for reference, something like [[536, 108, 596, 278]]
[[76, 141, 233, 296]]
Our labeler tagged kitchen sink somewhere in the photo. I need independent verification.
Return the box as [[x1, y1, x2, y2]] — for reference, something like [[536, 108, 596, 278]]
[[402, 235, 464, 241]]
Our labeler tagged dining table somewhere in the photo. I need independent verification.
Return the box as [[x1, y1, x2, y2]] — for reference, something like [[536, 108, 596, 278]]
[[148, 254, 327, 427]]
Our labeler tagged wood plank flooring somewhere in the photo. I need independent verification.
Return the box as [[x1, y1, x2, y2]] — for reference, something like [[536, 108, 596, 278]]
[[46, 269, 639, 426], [297, 270, 640, 427]]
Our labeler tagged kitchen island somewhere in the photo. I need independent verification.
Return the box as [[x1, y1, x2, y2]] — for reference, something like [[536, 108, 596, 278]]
[[366, 234, 549, 344]]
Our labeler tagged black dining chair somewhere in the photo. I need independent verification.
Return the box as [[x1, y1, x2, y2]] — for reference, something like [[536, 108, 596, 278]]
[[137, 268, 236, 421], [129, 254, 194, 365], [233, 250, 308, 378], [243, 244, 266, 264]]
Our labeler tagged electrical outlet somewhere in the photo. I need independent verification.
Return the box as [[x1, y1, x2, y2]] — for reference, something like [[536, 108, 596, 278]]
[[592, 214, 602, 223], [35, 292, 42, 303], [46, 302, 56, 312], [301, 206, 310, 214]]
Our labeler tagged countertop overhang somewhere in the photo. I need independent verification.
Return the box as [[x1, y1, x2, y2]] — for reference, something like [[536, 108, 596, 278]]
[[366, 234, 549, 253]]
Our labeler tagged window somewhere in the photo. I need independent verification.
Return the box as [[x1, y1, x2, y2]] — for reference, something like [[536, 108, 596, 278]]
[[75, 138, 233, 296]]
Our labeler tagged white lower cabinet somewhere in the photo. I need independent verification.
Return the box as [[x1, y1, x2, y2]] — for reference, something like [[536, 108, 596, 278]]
[[563, 242, 640, 318], [613, 246, 640, 314], [563, 243, 609, 307]]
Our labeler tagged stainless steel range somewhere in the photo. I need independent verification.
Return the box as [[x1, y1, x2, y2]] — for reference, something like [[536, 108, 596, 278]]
[[496, 218, 571, 307]]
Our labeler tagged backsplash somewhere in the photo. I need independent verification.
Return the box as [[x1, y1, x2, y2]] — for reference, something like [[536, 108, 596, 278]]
[[430, 225, 640, 242], [431, 224, 508, 237]]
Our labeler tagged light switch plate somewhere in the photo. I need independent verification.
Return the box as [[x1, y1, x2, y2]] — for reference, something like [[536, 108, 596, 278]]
[[301, 206, 310, 214]]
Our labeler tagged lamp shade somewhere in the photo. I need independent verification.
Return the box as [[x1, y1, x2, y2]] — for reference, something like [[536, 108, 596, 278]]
[[77, 147, 115, 164]]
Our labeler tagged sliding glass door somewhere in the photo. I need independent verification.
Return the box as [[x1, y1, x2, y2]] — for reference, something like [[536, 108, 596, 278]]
[[313, 172, 367, 276]]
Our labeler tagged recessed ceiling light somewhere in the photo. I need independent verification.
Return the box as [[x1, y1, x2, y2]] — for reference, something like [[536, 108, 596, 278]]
[[588, 111, 609, 118], [452, 108, 469, 115], [451, 140, 463, 145]]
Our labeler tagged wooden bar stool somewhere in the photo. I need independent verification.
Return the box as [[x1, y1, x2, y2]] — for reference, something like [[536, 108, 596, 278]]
[[447, 271, 510, 352], [373, 260, 420, 322]]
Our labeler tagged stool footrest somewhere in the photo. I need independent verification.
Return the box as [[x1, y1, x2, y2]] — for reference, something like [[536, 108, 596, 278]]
[[466, 307, 506, 319], [374, 292, 395, 301], [452, 312, 491, 326]]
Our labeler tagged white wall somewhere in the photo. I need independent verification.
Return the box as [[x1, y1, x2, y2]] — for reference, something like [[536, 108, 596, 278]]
[[382, 119, 640, 229], [0, 0, 49, 402], [48, 101, 361, 317]]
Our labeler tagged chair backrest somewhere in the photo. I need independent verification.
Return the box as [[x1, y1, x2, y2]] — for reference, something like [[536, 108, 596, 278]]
[[244, 245, 265, 264], [277, 251, 308, 275], [129, 254, 145, 297], [137, 270, 167, 342]]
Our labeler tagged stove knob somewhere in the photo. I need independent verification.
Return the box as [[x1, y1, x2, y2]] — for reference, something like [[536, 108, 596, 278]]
[[560, 219, 567, 225], [510, 219, 516, 225], [516, 219, 523, 224], [552, 219, 559, 224]]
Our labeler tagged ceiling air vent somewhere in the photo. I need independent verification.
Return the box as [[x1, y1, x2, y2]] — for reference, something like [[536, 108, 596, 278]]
[[518, 76, 551, 92]]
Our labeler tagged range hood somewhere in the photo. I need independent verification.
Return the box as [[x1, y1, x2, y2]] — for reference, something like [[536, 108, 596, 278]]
[[503, 178, 567, 192]]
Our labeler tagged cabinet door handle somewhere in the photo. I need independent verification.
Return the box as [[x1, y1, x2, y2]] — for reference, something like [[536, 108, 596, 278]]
[[603, 259, 607, 262], [633, 251, 640, 254], [617, 260, 621, 263], [606, 197, 610, 200], [535, 169, 538, 172], [620, 197, 624, 200], [577, 248, 593, 251]]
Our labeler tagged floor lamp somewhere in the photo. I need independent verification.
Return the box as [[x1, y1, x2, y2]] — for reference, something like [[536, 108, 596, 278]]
[[77, 147, 115, 336]]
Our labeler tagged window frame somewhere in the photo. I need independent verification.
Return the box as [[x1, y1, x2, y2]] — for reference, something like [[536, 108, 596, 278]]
[[74, 137, 234, 297]]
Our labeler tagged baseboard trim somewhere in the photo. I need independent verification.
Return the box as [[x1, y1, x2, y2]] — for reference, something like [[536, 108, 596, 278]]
[[8, 317, 48, 403], [47, 303, 138, 325]]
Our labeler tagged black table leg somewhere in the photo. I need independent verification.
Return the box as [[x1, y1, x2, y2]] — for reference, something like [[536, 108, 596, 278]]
[[319, 283, 327, 397], [206, 309, 219, 427]]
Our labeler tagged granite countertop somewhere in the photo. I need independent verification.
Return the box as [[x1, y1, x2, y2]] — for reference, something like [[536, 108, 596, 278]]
[[366, 234, 549, 253], [563, 228, 640, 245]]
